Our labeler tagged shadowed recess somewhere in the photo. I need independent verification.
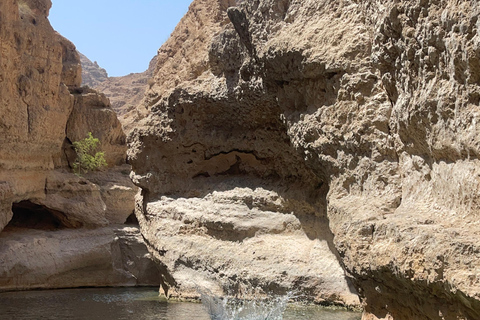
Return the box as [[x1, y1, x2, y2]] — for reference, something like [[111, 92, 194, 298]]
[[7, 201, 67, 230]]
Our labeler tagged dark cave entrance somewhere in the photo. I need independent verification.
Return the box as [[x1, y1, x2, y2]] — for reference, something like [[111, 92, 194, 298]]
[[124, 212, 139, 225], [7, 201, 66, 230]]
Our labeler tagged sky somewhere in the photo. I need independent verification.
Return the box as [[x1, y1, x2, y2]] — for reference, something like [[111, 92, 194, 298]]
[[49, 0, 193, 77]]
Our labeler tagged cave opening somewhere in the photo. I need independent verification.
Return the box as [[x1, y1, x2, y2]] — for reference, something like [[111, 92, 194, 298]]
[[125, 212, 139, 225], [7, 201, 66, 230]]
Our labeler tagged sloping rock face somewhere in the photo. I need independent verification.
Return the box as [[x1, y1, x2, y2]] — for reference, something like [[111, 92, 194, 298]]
[[80, 52, 158, 133], [79, 52, 108, 88], [129, 0, 480, 318], [0, 0, 158, 290]]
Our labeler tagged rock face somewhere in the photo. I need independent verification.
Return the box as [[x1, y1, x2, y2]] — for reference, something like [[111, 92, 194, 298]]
[[80, 52, 157, 132], [67, 87, 127, 166], [129, 0, 360, 306], [0, 0, 158, 290], [129, 0, 480, 318], [0, 0, 129, 231], [0, 0, 78, 225], [79, 52, 108, 88], [0, 225, 159, 290]]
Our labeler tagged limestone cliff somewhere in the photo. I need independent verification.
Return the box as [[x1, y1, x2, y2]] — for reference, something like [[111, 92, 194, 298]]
[[129, 0, 359, 306], [79, 52, 108, 88], [129, 0, 480, 318], [0, 0, 158, 290], [80, 52, 157, 133]]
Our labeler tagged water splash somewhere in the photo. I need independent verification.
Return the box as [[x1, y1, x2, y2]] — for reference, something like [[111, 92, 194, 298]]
[[198, 287, 296, 320]]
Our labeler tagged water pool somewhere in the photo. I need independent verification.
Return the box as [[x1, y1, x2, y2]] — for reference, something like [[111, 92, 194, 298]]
[[0, 287, 361, 320]]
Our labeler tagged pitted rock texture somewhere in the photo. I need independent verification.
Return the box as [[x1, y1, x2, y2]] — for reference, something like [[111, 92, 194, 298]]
[[129, 0, 359, 306], [129, 0, 480, 318]]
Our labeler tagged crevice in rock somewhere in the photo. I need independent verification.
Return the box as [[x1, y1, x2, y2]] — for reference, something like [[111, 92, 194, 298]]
[[227, 7, 255, 58], [204, 149, 265, 161], [124, 212, 139, 225]]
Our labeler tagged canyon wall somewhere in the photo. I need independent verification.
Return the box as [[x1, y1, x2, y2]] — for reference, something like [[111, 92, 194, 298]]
[[0, 0, 158, 290], [129, 0, 480, 318], [129, 0, 360, 306], [80, 52, 157, 133]]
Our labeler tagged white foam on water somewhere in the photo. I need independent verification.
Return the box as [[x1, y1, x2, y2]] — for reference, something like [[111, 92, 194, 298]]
[[198, 286, 296, 320]]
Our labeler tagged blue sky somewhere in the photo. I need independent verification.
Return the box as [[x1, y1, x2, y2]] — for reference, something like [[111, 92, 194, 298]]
[[49, 0, 192, 77]]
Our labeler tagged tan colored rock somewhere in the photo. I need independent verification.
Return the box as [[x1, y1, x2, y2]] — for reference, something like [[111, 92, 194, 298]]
[[38, 170, 108, 228], [130, 0, 480, 317], [0, 0, 153, 292], [0, 183, 13, 232], [17, 167, 138, 228], [112, 226, 161, 286], [0, 0, 127, 205], [129, 0, 359, 307], [79, 52, 158, 133], [0, 0, 77, 204], [66, 87, 127, 166], [79, 52, 108, 88], [85, 165, 138, 224], [138, 181, 359, 305], [0, 226, 159, 291]]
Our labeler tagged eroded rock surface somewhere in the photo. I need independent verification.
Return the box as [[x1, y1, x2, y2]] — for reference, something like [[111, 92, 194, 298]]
[[79, 52, 108, 88], [67, 87, 127, 166], [0, 0, 78, 224], [80, 52, 158, 133], [0, 0, 156, 290], [0, 226, 159, 290], [129, 0, 480, 318], [129, 0, 359, 306]]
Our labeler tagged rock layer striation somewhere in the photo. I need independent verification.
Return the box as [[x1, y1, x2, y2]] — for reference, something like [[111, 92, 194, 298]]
[[129, 0, 480, 318]]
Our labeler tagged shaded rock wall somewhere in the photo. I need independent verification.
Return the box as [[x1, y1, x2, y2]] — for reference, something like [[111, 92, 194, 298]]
[[129, 0, 480, 318], [0, 226, 159, 291]]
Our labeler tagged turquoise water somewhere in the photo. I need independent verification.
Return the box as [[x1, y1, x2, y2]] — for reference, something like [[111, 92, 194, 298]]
[[0, 287, 361, 320]]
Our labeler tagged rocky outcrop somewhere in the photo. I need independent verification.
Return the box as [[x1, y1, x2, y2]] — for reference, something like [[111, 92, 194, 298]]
[[0, 0, 158, 290], [67, 87, 127, 166], [80, 52, 157, 133], [0, 0, 129, 230], [79, 52, 108, 88], [0, 225, 159, 290], [129, 0, 480, 318], [129, 0, 359, 306], [0, 0, 78, 227]]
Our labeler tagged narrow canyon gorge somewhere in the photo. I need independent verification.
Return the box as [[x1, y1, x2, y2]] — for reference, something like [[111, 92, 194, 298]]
[[0, 0, 159, 290], [1, 0, 480, 319]]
